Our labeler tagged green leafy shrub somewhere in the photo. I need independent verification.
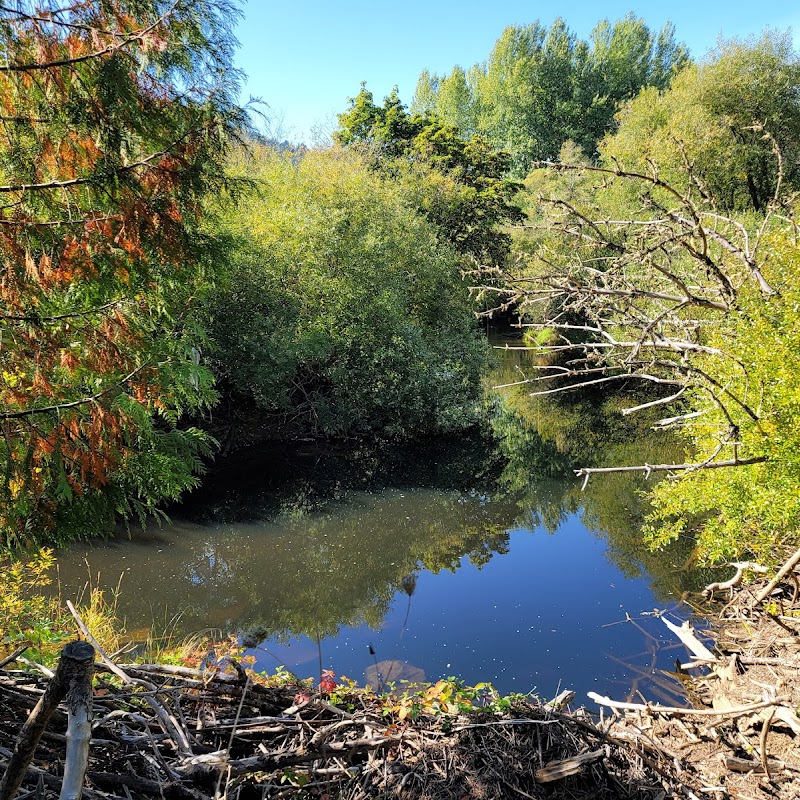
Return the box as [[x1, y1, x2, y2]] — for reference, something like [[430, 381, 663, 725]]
[[207, 146, 488, 442], [645, 227, 800, 563]]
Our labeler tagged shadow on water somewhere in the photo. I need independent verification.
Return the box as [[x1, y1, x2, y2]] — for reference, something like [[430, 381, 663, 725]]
[[49, 335, 712, 699]]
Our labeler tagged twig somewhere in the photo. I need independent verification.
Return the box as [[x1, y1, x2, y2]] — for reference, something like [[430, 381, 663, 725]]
[[67, 601, 193, 754], [0, 646, 29, 668], [760, 707, 775, 780], [214, 673, 251, 800], [576, 457, 766, 486]]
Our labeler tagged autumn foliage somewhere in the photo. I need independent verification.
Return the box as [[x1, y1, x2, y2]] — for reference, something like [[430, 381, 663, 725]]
[[0, 1, 244, 546]]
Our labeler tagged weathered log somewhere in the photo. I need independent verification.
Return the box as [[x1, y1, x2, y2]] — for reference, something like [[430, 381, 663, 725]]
[[662, 617, 717, 662], [61, 642, 95, 800], [724, 755, 787, 774], [0, 640, 94, 800]]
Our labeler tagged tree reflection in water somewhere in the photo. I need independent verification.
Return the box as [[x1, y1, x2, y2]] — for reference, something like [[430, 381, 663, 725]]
[[49, 341, 708, 694]]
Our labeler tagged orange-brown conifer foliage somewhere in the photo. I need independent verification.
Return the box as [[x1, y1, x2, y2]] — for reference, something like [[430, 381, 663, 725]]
[[0, 1, 244, 546]]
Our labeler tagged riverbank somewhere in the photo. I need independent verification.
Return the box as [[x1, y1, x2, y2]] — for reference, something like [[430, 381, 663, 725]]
[[589, 550, 800, 800], [0, 644, 692, 800], [3, 553, 800, 799]]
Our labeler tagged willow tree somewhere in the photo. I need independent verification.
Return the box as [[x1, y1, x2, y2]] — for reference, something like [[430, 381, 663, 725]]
[[0, 1, 245, 547]]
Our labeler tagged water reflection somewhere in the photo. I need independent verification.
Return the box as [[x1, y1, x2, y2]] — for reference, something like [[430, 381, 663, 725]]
[[50, 338, 707, 697]]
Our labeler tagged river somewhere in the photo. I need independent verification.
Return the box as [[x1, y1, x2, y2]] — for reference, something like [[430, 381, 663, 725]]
[[50, 335, 705, 704]]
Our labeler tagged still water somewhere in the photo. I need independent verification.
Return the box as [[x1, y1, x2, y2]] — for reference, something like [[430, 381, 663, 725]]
[[51, 341, 702, 704]]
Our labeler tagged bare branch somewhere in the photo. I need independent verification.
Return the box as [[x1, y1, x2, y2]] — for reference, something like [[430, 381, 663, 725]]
[[0, 361, 150, 420], [0, 297, 124, 324], [620, 388, 688, 416], [528, 373, 685, 398], [575, 456, 766, 487]]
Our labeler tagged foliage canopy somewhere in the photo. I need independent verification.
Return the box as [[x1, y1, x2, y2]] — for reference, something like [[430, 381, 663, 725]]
[[0, 1, 246, 547], [207, 146, 488, 443], [335, 86, 524, 271], [504, 30, 800, 565], [413, 14, 690, 174]]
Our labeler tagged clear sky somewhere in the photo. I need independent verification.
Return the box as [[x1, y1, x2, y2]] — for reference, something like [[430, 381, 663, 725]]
[[233, 1, 800, 144]]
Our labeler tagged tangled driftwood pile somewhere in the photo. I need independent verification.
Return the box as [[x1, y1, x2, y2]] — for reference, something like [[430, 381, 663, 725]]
[[588, 547, 800, 800], [3, 548, 800, 799], [0, 648, 682, 800]]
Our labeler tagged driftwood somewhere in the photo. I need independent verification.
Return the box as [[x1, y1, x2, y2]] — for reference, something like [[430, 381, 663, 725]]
[[661, 617, 717, 662], [60, 642, 95, 800], [535, 747, 606, 782], [0, 640, 94, 800], [703, 562, 768, 597], [755, 544, 800, 603], [67, 600, 193, 754], [587, 692, 783, 718], [544, 689, 576, 712]]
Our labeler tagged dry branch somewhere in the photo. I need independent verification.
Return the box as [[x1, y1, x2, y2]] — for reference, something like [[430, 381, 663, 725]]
[[755, 544, 800, 603], [587, 692, 783, 718], [703, 562, 768, 597], [535, 747, 606, 782], [575, 457, 766, 489], [67, 601, 193, 754], [661, 618, 717, 662], [0, 641, 94, 800]]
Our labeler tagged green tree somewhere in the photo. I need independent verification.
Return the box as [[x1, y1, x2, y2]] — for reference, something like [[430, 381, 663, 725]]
[[335, 86, 523, 270], [644, 228, 800, 563], [412, 69, 439, 115], [603, 29, 800, 211], [435, 66, 477, 135], [502, 30, 800, 566], [207, 146, 488, 444], [0, 1, 245, 548], [415, 15, 689, 174]]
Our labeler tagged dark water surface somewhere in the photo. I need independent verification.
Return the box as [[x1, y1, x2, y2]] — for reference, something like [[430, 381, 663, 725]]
[[51, 339, 703, 704]]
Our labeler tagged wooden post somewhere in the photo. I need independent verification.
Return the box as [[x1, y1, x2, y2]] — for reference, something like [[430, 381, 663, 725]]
[[60, 641, 95, 800], [0, 640, 95, 800]]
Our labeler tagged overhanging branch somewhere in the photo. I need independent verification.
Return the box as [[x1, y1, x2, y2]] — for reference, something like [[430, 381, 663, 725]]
[[575, 456, 767, 490]]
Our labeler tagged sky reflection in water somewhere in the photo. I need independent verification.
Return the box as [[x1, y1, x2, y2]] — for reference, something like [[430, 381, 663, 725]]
[[51, 476, 694, 703], [51, 339, 703, 703]]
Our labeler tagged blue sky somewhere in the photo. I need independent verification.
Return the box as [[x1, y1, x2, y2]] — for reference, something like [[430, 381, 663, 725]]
[[234, 1, 800, 144]]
